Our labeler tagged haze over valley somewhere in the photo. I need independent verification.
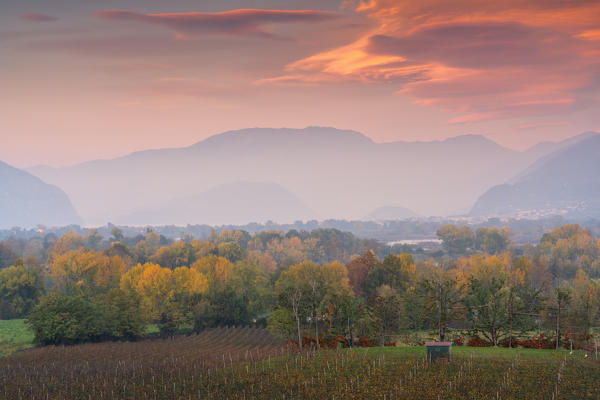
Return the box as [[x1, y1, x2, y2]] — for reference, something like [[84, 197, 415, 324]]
[[13, 127, 595, 228]]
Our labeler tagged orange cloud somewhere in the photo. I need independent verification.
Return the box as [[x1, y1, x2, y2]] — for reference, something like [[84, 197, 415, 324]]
[[94, 9, 342, 39], [263, 0, 600, 122]]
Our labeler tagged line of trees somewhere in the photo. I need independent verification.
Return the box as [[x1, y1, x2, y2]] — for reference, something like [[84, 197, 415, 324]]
[[0, 224, 598, 348]]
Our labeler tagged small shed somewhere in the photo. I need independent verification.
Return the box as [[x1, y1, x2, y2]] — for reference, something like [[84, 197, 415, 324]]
[[425, 341, 452, 361]]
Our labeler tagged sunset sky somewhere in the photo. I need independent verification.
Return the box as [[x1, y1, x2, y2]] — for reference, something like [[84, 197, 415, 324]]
[[2, 0, 599, 168]]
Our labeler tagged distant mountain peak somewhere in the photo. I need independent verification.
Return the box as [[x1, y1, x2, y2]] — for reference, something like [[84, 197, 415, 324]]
[[442, 134, 510, 148], [191, 126, 374, 148], [0, 160, 82, 228], [471, 134, 600, 217]]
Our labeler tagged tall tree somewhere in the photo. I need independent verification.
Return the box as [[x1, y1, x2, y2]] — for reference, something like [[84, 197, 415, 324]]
[[571, 269, 599, 337], [463, 262, 510, 346], [420, 267, 462, 341], [346, 250, 378, 297], [364, 254, 416, 297]]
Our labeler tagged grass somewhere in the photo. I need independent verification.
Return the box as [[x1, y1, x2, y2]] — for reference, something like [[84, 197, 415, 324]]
[[0, 319, 34, 357], [365, 344, 596, 361]]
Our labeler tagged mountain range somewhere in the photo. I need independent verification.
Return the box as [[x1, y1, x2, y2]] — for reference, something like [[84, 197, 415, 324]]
[[0, 160, 81, 229], [25, 127, 597, 226], [118, 181, 316, 226], [471, 133, 600, 218]]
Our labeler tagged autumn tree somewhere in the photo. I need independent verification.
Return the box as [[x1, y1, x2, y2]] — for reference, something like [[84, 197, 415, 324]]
[[539, 224, 598, 282], [133, 232, 164, 264], [151, 241, 194, 270], [50, 233, 85, 257], [49, 249, 125, 297], [346, 250, 378, 297], [364, 254, 416, 297], [191, 256, 232, 284]]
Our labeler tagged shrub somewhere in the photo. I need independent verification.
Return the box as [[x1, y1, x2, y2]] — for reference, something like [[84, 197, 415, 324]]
[[27, 291, 145, 345], [27, 294, 106, 345], [466, 335, 490, 347]]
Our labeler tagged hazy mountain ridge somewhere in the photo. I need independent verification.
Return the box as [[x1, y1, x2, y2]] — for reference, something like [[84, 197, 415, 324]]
[[0, 160, 82, 228], [366, 206, 418, 221], [27, 127, 591, 225], [471, 133, 600, 217], [118, 181, 317, 226]]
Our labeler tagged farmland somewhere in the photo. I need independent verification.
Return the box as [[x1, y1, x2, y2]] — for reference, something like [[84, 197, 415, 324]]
[[1, 327, 599, 399], [0, 319, 34, 358]]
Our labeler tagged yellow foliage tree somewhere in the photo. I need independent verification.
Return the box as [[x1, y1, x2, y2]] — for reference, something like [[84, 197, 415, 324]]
[[191, 256, 231, 284], [173, 267, 208, 298], [49, 249, 125, 296]]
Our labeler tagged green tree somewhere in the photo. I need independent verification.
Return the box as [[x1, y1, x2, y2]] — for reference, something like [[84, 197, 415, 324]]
[[547, 284, 572, 349], [274, 269, 309, 350], [474, 227, 511, 254], [267, 308, 296, 340], [463, 272, 509, 346], [151, 241, 194, 270], [369, 285, 402, 345], [0, 265, 44, 319], [0, 243, 17, 269], [27, 294, 105, 345], [364, 254, 415, 297], [437, 225, 474, 256], [419, 267, 462, 341], [110, 226, 124, 243], [192, 285, 251, 330], [571, 269, 599, 337], [217, 242, 246, 263], [95, 288, 145, 341]]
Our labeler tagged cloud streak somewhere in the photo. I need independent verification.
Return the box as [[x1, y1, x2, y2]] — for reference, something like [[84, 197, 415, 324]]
[[264, 0, 600, 122], [93, 9, 342, 39], [20, 13, 59, 22]]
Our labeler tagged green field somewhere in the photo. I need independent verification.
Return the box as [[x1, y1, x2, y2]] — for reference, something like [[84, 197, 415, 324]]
[[0, 319, 34, 358]]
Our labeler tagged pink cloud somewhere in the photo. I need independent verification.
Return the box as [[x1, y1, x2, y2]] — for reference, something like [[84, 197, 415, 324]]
[[262, 0, 600, 122], [93, 9, 342, 39], [515, 121, 569, 130], [20, 13, 59, 22]]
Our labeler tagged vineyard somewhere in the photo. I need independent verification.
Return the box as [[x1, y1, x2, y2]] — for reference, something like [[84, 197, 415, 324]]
[[1, 327, 599, 399]]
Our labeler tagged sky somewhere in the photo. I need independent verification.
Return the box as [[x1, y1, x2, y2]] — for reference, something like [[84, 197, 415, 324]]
[[1, 0, 599, 168]]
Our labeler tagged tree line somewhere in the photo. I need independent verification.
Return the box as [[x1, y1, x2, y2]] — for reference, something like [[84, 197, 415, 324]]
[[0, 224, 598, 349]]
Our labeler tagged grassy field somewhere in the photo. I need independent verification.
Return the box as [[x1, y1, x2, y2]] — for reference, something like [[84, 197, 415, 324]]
[[0, 319, 34, 358], [0, 325, 599, 399]]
